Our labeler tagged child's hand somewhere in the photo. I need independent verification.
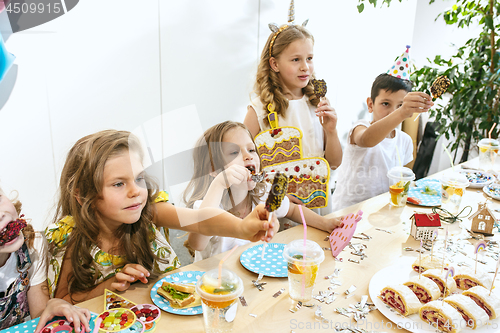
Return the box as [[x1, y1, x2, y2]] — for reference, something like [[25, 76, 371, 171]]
[[242, 204, 279, 242], [399, 92, 433, 118], [315, 99, 337, 133], [34, 299, 91, 333], [214, 164, 250, 189], [111, 264, 150, 291], [323, 216, 344, 234]]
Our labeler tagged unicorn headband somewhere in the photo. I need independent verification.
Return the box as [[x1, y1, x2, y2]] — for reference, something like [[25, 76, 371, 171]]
[[268, 0, 309, 57]]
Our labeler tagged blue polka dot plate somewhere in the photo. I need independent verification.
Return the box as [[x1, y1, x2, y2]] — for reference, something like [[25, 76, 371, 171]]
[[150, 271, 203, 315], [407, 179, 441, 207], [239, 243, 287, 277]]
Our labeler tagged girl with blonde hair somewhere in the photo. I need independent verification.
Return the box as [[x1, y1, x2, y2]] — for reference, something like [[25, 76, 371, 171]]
[[46, 130, 277, 303], [184, 121, 343, 262]]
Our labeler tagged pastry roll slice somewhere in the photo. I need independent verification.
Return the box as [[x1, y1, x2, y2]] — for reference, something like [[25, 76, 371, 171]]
[[423, 269, 457, 297], [463, 285, 500, 320], [403, 276, 441, 303], [412, 255, 448, 273], [419, 301, 466, 333], [379, 284, 421, 316], [444, 294, 489, 329], [454, 268, 493, 290]]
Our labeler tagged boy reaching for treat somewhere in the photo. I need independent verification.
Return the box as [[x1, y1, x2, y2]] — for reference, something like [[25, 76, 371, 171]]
[[331, 46, 433, 211]]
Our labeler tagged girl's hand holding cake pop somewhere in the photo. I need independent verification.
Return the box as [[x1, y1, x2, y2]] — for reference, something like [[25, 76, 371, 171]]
[[109, 263, 150, 291], [315, 99, 338, 133]]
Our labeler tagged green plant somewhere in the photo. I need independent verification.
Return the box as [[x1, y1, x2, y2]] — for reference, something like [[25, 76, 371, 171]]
[[359, 0, 500, 163], [356, 0, 405, 13]]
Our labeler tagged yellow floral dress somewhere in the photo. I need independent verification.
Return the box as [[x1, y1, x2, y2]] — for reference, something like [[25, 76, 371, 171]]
[[45, 192, 179, 297]]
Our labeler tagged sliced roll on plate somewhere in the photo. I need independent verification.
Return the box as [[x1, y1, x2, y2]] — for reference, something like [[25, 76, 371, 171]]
[[423, 269, 457, 297], [403, 276, 441, 303], [379, 284, 421, 316], [463, 286, 500, 320], [454, 268, 493, 290], [444, 294, 489, 329], [412, 255, 448, 273], [419, 301, 466, 333]]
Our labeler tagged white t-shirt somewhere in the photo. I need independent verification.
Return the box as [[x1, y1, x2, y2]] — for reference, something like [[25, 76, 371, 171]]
[[193, 185, 290, 262], [251, 95, 324, 158], [0, 232, 48, 292], [330, 120, 413, 211]]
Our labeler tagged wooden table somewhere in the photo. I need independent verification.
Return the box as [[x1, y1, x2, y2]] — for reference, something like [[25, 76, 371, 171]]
[[79, 165, 500, 332]]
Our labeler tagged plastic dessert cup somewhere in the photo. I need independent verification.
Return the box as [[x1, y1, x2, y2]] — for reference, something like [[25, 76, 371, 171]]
[[441, 172, 469, 214], [283, 240, 325, 303], [387, 167, 415, 207], [195, 268, 243, 333], [478, 138, 499, 171]]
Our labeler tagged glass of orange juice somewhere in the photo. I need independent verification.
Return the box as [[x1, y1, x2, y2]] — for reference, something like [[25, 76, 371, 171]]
[[440, 172, 469, 214], [195, 269, 243, 333], [283, 240, 325, 303], [478, 138, 499, 171], [387, 167, 415, 207]]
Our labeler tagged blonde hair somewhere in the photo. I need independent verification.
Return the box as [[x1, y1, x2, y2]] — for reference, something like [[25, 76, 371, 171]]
[[183, 121, 266, 211], [254, 25, 319, 126], [50, 130, 167, 298]]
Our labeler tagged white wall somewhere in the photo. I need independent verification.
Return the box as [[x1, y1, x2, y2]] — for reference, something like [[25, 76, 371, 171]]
[[0, 0, 474, 230]]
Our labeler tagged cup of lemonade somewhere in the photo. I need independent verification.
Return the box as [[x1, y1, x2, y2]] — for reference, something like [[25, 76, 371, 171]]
[[195, 268, 243, 333], [478, 138, 499, 171], [440, 172, 469, 214], [283, 240, 325, 303], [387, 166, 415, 207]]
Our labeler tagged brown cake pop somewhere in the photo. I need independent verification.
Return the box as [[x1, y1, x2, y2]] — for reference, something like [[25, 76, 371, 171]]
[[265, 172, 288, 212], [430, 75, 451, 99], [311, 79, 327, 99]]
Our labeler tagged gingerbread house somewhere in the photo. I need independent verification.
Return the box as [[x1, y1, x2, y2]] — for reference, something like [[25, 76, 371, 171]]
[[469, 202, 497, 235], [410, 213, 441, 240]]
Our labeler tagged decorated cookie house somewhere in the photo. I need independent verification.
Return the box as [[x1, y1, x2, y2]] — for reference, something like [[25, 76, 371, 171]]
[[469, 202, 497, 234], [410, 213, 441, 240]]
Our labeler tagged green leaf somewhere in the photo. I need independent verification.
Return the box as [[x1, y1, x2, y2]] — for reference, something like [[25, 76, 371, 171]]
[[357, 3, 365, 13]]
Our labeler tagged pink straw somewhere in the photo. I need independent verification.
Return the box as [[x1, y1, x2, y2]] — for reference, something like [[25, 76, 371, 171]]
[[218, 245, 239, 287], [298, 205, 307, 297]]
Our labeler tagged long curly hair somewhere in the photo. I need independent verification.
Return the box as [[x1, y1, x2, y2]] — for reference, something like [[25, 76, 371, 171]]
[[183, 121, 267, 211], [254, 25, 320, 126], [50, 130, 168, 299]]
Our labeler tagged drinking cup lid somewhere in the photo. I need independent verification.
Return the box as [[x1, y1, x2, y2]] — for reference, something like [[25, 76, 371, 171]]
[[195, 268, 243, 301], [386, 166, 415, 181], [441, 172, 469, 187], [478, 138, 499, 147], [283, 239, 325, 265]]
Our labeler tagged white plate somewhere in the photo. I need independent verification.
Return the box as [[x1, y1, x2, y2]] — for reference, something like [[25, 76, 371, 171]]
[[483, 183, 500, 201], [368, 257, 500, 333], [459, 170, 494, 188]]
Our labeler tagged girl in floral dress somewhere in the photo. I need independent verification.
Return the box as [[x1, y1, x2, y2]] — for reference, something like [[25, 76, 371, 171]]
[[46, 130, 277, 303]]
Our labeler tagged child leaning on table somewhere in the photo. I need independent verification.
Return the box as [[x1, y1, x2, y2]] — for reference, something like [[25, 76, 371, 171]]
[[0, 186, 90, 333], [45, 130, 278, 304], [183, 121, 343, 262], [330, 47, 433, 211]]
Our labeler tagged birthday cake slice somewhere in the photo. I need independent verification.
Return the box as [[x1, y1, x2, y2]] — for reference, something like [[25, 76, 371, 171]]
[[254, 127, 302, 167], [104, 289, 137, 310], [263, 157, 330, 208]]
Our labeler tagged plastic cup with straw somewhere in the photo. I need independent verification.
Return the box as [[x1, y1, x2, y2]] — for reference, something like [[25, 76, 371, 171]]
[[298, 205, 307, 298], [387, 149, 414, 207], [196, 245, 243, 333], [440, 143, 469, 214], [478, 123, 499, 171]]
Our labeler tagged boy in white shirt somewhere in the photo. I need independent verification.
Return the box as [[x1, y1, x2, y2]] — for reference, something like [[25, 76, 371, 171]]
[[331, 47, 433, 211]]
